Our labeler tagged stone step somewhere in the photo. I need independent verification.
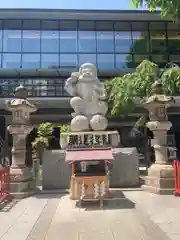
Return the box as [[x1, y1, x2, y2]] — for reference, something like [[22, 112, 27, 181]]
[[10, 191, 36, 199]]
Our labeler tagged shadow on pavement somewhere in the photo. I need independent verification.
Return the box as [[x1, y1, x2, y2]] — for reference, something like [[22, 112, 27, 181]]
[[0, 199, 20, 212], [76, 190, 135, 211], [35, 193, 67, 199]]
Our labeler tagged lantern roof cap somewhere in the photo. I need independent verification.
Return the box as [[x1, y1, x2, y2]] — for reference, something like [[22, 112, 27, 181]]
[[14, 84, 28, 99]]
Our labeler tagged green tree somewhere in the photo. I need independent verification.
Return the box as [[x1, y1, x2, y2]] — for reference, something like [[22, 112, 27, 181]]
[[132, 0, 180, 20], [105, 59, 180, 117]]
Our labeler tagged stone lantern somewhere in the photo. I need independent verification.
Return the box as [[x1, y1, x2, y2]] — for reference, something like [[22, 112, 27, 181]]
[[142, 81, 175, 194], [6, 84, 37, 198]]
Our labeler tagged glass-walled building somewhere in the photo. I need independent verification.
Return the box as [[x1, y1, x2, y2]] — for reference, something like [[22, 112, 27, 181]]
[[1, 10, 180, 71], [0, 9, 180, 163], [0, 8, 179, 97]]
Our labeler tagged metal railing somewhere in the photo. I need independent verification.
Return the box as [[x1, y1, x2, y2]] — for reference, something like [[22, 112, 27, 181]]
[[0, 135, 10, 204], [0, 166, 10, 204], [0, 136, 9, 166], [0, 81, 70, 98], [174, 160, 180, 196]]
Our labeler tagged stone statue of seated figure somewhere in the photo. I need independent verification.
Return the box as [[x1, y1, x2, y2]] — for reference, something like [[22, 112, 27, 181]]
[[64, 63, 108, 132]]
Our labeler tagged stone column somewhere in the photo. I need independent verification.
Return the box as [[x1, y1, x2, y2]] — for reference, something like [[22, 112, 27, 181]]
[[6, 84, 37, 198], [142, 81, 175, 194]]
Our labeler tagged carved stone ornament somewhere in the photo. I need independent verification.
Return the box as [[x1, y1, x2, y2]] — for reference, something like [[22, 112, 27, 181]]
[[142, 81, 175, 122], [64, 63, 108, 131], [5, 84, 37, 124]]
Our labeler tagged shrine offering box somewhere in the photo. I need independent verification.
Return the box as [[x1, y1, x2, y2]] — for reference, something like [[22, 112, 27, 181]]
[[65, 148, 114, 200]]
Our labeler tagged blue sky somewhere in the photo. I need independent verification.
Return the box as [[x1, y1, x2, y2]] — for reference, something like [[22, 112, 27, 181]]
[[0, 0, 145, 10]]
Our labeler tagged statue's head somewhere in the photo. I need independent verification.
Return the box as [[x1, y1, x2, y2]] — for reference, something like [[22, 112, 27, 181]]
[[79, 63, 98, 81]]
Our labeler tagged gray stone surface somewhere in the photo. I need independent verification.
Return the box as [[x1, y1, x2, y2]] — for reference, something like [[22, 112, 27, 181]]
[[44, 195, 169, 240], [110, 148, 139, 187], [0, 191, 177, 240], [142, 81, 175, 194], [124, 190, 180, 240], [42, 148, 139, 190], [64, 63, 108, 131], [42, 150, 71, 190], [6, 84, 37, 198], [0, 196, 48, 240]]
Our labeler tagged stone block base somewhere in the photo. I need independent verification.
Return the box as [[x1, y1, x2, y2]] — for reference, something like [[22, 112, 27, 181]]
[[10, 166, 37, 199], [142, 163, 174, 195], [110, 148, 139, 187], [142, 185, 174, 195]]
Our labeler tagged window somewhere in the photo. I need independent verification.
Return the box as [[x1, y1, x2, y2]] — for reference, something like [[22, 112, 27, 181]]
[[97, 32, 114, 53], [150, 31, 167, 53], [132, 31, 150, 53], [149, 22, 166, 30], [2, 53, 21, 68], [115, 32, 132, 53], [4, 20, 21, 29], [97, 54, 114, 69], [169, 55, 180, 66], [23, 20, 40, 30], [41, 31, 59, 53], [96, 21, 113, 31], [114, 22, 131, 31], [41, 20, 59, 30], [60, 54, 77, 69], [167, 22, 180, 30], [116, 54, 134, 69], [22, 54, 40, 68], [78, 31, 96, 53], [22, 30, 40, 52], [79, 54, 96, 66], [79, 21, 95, 31], [60, 20, 77, 31], [167, 30, 180, 53], [41, 54, 59, 68], [131, 22, 149, 31], [60, 31, 77, 53], [151, 54, 168, 68], [33, 79, 48, 97], [0, 30, 2, 52], [3, 30, 21, 52], [134, 54, 149, 67]]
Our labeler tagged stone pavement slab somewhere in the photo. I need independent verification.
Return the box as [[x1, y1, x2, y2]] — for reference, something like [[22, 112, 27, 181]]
[[124, 190, 180, 240], [0, 191, 174, 240], [39, 195, 169, 240], [0, 195, 49, 240]]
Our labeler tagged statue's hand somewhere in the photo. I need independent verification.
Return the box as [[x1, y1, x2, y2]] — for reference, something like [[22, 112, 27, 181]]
[[64, 76, 78, 96], [71, 72, 80, 79], [94, 83, 107, 100]]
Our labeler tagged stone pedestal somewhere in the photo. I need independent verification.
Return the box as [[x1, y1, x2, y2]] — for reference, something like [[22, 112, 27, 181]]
[[8, 125, 36, 198], [142, 163, 174, 194], [142, 121, 174, 194], [6, 84, 37, 198], [141, 81, 175, 195]]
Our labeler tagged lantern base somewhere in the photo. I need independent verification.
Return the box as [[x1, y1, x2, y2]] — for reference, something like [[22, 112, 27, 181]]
[[9, 165, 37, 199], [142, 163, 174, 195]]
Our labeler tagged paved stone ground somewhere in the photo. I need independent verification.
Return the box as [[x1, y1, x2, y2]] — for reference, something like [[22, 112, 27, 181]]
[[0, 190, 177, 240], [124, 190, 180, 240]]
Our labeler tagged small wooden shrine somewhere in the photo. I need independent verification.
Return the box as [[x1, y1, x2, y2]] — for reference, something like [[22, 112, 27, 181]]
[[65, 147, 114, 208]]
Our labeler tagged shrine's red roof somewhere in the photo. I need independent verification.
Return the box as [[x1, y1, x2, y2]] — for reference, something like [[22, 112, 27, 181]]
[[65, 148, 114, 162]]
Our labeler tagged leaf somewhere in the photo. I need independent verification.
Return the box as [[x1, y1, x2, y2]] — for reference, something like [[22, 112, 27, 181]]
[[131, 0, 180, 21], [106, 59, 180, 116]]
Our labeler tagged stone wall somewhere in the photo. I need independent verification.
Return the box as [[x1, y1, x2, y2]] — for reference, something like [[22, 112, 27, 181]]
[[42, 148, 139, 190], [42, 150, 71, 189], [111, 148, 139, 187]]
